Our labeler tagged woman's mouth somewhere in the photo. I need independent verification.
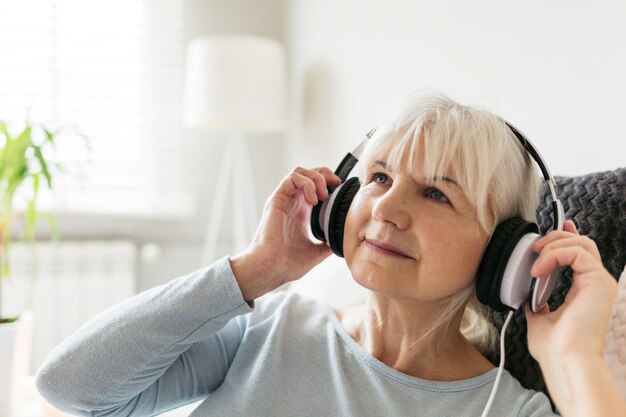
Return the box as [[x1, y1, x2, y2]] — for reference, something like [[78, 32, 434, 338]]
[[364, 239, 412, 259]]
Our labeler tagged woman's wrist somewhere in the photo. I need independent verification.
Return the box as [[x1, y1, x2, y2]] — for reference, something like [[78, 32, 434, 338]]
[[538, 353, 626, 417], [229, 251, 283, 303]]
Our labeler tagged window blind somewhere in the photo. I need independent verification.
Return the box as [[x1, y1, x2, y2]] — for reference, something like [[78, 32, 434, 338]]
[[0, 0, 195, 219]]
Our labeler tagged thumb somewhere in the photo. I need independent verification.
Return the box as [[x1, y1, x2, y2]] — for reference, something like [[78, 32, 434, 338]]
[[563, 219, 579, 235], [525, 301, 550, 321], [313, 241, 334, 261]]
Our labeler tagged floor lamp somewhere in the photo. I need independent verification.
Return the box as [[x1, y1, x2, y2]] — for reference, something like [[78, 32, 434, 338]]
[[183, 36, 288, 265]]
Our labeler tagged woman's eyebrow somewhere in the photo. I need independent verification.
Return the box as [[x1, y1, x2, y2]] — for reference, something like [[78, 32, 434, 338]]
[[374, 160, 390, 170], [373, 160, 462, 190], [427, 176, 462, 190]]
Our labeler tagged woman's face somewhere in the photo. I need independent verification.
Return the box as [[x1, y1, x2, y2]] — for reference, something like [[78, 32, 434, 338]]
[[343, 149, 491, 303]]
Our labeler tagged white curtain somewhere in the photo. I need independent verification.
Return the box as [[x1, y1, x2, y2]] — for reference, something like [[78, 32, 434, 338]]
[[0, 0, 195, 219]]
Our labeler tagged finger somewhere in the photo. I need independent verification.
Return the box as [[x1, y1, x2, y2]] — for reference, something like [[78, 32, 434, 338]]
[[532, 219, 578, 249], [292, 167, 334, 200], [531, 245, 602, 279], [312, 166, 342, 187], [533, 229, 578, 251], [279, 172, 319, 205], [539, 235, 601, 262], [563, 219, 579, 235]]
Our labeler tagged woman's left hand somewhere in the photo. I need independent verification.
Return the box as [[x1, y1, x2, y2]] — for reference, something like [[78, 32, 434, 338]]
[[525, 220, 618, 364]]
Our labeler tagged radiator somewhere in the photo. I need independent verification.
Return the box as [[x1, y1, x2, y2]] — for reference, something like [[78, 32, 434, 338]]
[[2, 240, 137, 372]]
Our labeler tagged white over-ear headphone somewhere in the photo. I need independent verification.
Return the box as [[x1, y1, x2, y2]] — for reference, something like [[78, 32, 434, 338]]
[[310, 123, 564, 313]]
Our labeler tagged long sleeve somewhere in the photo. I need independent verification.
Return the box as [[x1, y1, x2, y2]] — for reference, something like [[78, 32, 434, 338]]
[[35, 256, 254, 417]]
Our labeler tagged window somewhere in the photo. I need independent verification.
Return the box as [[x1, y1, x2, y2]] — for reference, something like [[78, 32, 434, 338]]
[[0, 0, 195, 219]]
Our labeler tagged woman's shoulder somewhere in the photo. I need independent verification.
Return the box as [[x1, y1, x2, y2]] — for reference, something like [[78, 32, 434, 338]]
[[245, 289, 333, 328], [497, 372, 559, 416]]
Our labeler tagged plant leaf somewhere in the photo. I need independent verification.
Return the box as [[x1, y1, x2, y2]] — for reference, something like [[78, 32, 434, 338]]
[[32, 145, 52, 188], [43, 128, 56, 147], [3, 124, 31, 190]]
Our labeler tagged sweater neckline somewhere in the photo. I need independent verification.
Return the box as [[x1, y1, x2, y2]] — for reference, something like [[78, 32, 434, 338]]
[[323, 302, 502, 392]]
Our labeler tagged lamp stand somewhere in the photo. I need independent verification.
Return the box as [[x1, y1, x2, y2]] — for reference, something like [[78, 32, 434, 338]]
[[201, 132, 258, 265]]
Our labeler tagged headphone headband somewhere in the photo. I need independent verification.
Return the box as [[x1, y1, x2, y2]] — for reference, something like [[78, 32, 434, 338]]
[[503, 121, 564, 231], [504, 122, 552, 181]]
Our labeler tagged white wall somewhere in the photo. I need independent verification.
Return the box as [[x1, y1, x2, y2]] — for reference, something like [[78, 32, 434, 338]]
[[286, 0, 626, 176], [138, 0, 290, 290], [47, 1, 626, 294]]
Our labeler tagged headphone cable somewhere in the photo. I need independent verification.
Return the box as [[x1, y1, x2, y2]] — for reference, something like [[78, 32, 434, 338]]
[[480, 310, 515, 417]]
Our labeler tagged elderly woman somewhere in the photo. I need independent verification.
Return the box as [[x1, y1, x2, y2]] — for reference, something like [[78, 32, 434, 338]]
[[37, 93, 624, 417]]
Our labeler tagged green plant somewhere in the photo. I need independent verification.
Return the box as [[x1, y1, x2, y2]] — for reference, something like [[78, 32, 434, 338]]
[[0, 119, 82, 322]]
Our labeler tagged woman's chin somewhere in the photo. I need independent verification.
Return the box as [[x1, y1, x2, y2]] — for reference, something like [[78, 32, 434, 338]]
[[349, 265, 409, 298]]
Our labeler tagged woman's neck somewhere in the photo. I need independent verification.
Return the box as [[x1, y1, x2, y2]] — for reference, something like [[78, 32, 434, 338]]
[[337, 295, 494, 381]]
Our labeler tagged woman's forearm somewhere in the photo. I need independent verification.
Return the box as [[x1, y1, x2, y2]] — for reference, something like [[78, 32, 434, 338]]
[[540, 353, 626, 417], [36, 257, 253, 415]]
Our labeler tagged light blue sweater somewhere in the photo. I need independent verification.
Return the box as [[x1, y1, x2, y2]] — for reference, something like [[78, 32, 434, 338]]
[[36, 257, 558, 416]]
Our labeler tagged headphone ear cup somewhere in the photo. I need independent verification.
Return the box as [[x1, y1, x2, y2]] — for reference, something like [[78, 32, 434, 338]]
[[327, 177, 360, 257], [476, 217, 539, 312]]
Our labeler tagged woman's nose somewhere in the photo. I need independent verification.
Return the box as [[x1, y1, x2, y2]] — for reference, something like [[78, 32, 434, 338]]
[[371, 183, 411, 230]]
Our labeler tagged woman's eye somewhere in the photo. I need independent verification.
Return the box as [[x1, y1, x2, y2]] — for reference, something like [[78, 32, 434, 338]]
[[425, 188, 450, 203], [370, 172, 391, 185]]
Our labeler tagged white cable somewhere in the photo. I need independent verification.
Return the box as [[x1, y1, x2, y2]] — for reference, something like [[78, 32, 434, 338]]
[[480, 310, 515, 417]]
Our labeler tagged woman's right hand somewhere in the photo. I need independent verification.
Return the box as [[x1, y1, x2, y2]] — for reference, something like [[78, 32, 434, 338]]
[[229, 166, 342, 302]]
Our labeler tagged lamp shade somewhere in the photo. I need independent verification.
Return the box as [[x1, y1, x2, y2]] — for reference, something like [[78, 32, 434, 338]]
[[182, 35, 288, 133]]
